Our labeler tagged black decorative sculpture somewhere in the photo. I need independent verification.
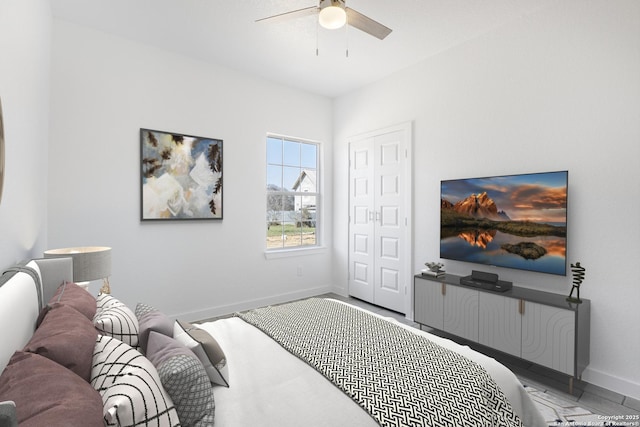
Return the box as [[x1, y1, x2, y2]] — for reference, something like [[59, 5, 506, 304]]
[[567, 262, 585, 303]]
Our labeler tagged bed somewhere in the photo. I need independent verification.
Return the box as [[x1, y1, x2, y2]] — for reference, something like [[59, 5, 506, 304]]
[[0, 258, 546, 427]]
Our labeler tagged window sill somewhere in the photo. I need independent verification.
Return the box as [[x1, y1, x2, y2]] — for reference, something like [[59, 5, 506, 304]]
[[264, 246, 327, 259]]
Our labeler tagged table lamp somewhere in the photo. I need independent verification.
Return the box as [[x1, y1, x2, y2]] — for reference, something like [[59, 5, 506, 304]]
[[44, 246, 112, 294]]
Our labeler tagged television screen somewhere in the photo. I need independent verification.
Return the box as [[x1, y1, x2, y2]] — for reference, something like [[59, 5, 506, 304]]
[[440, 171, 568, 276]]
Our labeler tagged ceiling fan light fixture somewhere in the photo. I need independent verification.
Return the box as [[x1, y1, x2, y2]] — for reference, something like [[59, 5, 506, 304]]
[[319, 3, 346, 30], [257, 0, 392, 41]]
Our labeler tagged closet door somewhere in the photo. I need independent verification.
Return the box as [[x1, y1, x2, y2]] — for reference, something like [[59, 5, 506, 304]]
[[348, 139, 376, 303], [348, 124, 411, 314], [372, 131, 406, 313]]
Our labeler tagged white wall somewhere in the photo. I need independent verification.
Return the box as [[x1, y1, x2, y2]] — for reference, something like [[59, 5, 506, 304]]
[[333, 1, 640, 399], [48, 20, 334, 321], [0, 0, 51, 267], [6, 0, 638, 402]]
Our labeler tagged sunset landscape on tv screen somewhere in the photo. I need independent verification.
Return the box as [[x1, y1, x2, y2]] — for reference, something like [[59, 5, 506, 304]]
[[440, 171, 568, 276]]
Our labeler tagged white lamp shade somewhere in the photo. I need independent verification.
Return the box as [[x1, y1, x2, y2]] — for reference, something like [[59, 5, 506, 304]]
[[319, 6, 346, 29], [44, 246, 111, 282]]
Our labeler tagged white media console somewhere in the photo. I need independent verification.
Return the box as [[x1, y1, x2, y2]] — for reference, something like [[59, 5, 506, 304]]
[[414, 273, 590, 392]]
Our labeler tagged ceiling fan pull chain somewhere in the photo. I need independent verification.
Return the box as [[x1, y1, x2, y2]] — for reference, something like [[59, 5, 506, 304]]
[[316, 19, 320, 56], [345, 21, 349, 57]]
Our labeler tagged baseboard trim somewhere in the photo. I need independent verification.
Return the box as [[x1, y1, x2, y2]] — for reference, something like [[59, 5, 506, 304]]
[[173, 285, 334, 322], [582, 366, 640, 401], [330, 285, 348, 297]]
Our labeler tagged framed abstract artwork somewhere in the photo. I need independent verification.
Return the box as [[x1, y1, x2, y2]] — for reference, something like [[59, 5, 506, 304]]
[[140, 128, 223, 221]]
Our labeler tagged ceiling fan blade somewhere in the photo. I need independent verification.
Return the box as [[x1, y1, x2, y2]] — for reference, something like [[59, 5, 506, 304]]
[[345, 8, 392, 40], [256, 6, 319, 24]]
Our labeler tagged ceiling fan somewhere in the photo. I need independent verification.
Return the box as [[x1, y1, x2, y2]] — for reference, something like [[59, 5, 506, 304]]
[[257, 0, 392, 40]]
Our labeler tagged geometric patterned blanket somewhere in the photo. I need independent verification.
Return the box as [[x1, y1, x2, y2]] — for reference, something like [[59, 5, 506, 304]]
[[238, 298, 523, 427]]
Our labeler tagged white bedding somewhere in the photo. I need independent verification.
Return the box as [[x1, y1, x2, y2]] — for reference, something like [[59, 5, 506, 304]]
[[198, 299, 546, 427]]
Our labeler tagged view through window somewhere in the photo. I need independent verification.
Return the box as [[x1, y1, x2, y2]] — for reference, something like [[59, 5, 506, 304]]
[[266, 136, 319, 250]]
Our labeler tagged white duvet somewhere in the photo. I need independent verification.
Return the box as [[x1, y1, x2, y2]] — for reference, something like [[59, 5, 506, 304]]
[[198, 300, 546, 427]]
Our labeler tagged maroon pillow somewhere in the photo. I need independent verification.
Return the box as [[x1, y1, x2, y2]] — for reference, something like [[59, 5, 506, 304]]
[[24, 304, 98, 381], [0, 352, 103, 427], [46, 281, 96, 320]]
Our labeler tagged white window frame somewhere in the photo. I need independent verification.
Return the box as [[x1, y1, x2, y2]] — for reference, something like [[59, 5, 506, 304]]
[[265, 134, 323, 258]]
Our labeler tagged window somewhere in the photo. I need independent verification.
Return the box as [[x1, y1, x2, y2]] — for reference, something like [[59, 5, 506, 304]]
[[266, 135, 319, 250]]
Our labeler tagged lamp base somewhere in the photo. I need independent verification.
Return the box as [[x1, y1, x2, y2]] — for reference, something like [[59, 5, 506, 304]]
[[100, 278, 111, 295], [76, 281, 90, 292]]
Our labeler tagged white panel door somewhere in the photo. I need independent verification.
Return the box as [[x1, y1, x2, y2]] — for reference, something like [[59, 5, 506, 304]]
[[348, 139, 375, 302], [348, 124, 410, 314], [373, 131, 405, 312]]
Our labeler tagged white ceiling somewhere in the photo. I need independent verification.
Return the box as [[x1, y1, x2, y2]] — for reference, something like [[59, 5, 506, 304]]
[[50, 0, 555, 98]]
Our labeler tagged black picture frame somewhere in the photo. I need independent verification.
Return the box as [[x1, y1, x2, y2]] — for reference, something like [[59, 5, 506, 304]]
[[140, 128, 223, 221]]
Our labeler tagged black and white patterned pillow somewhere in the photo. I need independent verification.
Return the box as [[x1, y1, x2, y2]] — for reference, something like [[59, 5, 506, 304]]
[[135, 302, 157, 319], [91, 335, 180, 427], [146, 331, 215, 426], [94, 294, 139, 349]]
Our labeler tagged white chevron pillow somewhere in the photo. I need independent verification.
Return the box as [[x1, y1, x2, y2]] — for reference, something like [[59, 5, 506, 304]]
[[91, 334, 180, 426], [94, 294, 140, 349]]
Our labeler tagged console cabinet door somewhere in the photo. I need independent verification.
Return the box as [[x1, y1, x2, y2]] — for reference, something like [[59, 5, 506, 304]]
[[479, 292, 521, 357], [522, 301, 575, 375], [414, 277, 444, 330], [443, 285, 478, 341]]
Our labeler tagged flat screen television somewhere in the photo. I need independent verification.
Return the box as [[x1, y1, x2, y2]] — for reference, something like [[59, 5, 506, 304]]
[[440, 171, 568, 276]]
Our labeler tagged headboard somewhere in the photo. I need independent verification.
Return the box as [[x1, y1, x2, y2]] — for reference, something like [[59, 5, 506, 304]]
[[0, 258, 73, 373]]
